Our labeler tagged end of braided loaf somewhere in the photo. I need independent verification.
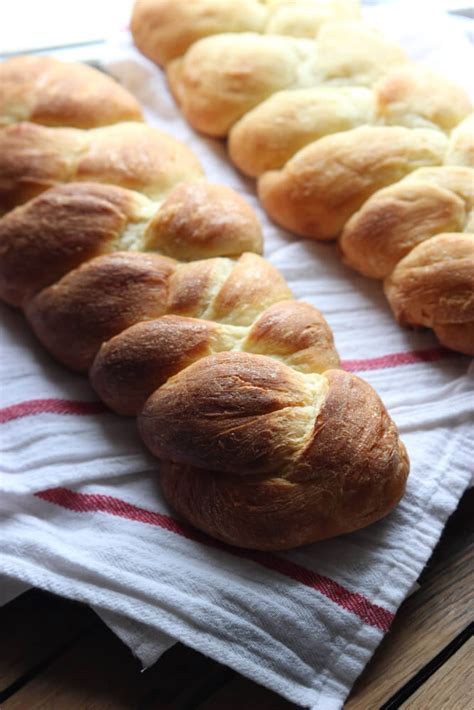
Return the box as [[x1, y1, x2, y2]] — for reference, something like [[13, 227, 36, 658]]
[[139, 356, 408, 549], [339, 167, 474, 355], [339, 166, 473, 279]]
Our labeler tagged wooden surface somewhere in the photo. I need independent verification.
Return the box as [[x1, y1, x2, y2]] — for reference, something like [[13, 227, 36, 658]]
[[1, 488, 472, 709], [401, 637, 473, 710]]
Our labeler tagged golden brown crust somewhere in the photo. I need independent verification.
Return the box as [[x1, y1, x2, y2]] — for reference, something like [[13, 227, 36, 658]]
[[290, 369, 408, 513], [433, 322, 474, 356], [153, 364, 408, 550], [90, 300, 339, 416], [339, 167, 474, 279], [243, 300, 340, 372], [0, 122, 84, 213], [205, 252, 292, 325], [139, 351, 327, 476], [90, 316, 221, 415], [258, 126, 448, 240], [26, 252, 176, 371], [0, 183, 145, 306], [159, 450, 405, 550], [0, 55, 143, 128], [384, 233, 474, 354], [0, 121, 203, 213], [167, 253, 292, 324], [144, 182, 263, 259], [74, 123, 203, 199], [166, 258, 232, 318]]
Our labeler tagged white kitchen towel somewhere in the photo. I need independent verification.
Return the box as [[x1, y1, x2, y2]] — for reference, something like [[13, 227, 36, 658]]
[[1, 4, 474, 709]]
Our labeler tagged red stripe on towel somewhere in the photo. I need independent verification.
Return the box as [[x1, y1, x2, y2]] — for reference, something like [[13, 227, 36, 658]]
[[342, 347, 457, 372], [35, 487, 394, 632], [0, 398, 107, 423]]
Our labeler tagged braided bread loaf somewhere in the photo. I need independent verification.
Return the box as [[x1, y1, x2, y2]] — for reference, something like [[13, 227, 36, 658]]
[[131, 0, 474, 355], [0, 55, 409, 549]]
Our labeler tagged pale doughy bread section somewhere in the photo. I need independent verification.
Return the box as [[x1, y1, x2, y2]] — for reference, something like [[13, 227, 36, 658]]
[[338, 164, 474, 355], [445, 114, 474, 166], [131, 0, 360, 66], [374, 65, 472, 131], [0, 53, 410, 549], [229, 66, 472, 177], [229, 86, 377, 177], [167, 23, 407, 136], [167, 33, 319, 137]]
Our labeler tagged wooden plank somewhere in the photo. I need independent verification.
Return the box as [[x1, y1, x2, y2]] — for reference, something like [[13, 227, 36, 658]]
[[3, 624, 141, 710], [2, 623, 232, 710], [345, 489, 473, 709], [198, 675, 296, 709], [401, 636, 473, 709], [0, 589, 97, 696], [141, 643, 233, 709]]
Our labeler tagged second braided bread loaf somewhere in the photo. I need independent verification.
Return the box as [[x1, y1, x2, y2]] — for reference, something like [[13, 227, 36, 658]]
[[130, 0, 474, 355]]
